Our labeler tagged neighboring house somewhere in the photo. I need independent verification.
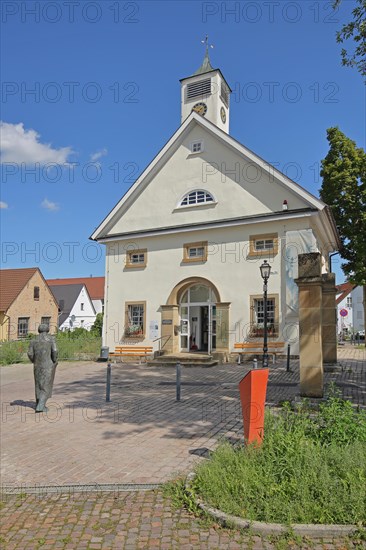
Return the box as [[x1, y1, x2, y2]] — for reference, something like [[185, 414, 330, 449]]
[[91, 51, 339, 357], [0, 267, 58, 340], [49, 284, 96, 331], [336, 282, 365, 334], [46, 277, 105, 314]]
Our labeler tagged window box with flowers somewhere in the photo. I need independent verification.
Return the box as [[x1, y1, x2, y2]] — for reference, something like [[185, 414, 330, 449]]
[[124, 325, 144, 338], [250, 323, 278, 338], [124, 302, 146, 338]]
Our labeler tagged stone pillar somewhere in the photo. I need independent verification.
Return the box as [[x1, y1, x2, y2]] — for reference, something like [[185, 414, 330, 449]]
[[322, 273, 337, 365], [160, 305, 179, 354], [295, 253, 323, 397]]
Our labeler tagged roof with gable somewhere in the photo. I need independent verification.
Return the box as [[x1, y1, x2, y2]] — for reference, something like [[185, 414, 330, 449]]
[[46, 277, 105, 300], [0, 267, 40, 311], [336, 282, 356, 305], [48, 283, 94, 326], [90, 111, 340, 248]]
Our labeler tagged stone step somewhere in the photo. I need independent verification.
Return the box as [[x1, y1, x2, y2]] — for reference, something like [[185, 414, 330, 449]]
[[148, 354, 217, 368]]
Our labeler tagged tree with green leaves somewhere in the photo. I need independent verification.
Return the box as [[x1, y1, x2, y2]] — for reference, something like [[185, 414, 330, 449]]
[[320, 127, 366, 339], [91, 313, 103, 337], [333, 0, 366, 79]]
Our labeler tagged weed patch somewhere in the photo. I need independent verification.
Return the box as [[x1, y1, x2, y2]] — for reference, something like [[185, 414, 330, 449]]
[[190, 394, 366, 525]]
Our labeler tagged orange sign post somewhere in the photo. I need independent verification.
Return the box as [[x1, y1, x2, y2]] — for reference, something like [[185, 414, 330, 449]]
[[238, 368, 269, 445]]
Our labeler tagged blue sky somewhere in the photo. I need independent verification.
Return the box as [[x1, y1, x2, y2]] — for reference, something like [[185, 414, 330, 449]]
[[1, 0, 364, 283]]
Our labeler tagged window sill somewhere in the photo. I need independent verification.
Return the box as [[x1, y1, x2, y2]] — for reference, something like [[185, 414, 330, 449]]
[[247, 250, 277, 258], [182, 258, 207, 264], [173, 202, 217, 212]]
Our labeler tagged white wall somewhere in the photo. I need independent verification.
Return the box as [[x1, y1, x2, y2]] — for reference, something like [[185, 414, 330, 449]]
[[106, 124, 311, 237], [60, 286, 96, 331], [103, 217, 322, 355], [351, 286, 364, 332]]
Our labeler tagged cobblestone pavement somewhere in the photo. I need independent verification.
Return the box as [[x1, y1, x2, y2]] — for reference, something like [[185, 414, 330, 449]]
[[1, 347, 365, 549], [1, 347, 365, 487], [0, 490, 363, 549]]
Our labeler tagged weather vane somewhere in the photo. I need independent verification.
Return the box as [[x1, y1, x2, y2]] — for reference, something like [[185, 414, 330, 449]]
[[201, 35, 214, 53]]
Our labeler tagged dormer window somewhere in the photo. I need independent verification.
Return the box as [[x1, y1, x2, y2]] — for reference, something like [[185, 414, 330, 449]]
[[180, 190, 215, 207]]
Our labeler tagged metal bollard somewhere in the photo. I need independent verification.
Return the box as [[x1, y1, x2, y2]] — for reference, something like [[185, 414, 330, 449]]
[[106, 363, 112, 402], [176, 362, 182, 401], [286, 344, 291, 372], [253, 358, 258, 369]]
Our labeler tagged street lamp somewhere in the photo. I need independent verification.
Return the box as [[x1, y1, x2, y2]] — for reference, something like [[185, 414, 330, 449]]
[[260, 260, 272, 368]]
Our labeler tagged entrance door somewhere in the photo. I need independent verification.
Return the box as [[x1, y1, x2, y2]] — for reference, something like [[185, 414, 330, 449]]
[[179, 284, 217, 353], [179, 306, 190, 352]]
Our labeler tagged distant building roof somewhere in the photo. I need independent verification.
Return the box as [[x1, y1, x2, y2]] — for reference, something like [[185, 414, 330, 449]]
[[0, 267, 39, 311], [46, 276, 105, 300], [48, 283, 85, 326], [336, 282, 355, 305]]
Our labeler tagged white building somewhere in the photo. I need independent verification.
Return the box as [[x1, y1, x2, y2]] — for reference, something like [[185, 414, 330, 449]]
[[336, 283, 365, 335], [91, 50, 339, 357], [49, 284, 96, 331]]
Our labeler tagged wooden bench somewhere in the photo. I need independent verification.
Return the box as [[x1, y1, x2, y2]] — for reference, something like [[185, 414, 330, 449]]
[[109, 346, 154, 363], [234, 342, 285, 365]]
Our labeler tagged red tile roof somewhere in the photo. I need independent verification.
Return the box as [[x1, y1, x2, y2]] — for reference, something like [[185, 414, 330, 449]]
[[46, 277, 105, 300], [0, 267, 39, 311], [336, 282, 355, 305]]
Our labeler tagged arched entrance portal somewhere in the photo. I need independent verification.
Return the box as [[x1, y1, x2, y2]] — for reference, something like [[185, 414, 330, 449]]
[[179, 284, 218, 353], [162, 277, 229, 356]]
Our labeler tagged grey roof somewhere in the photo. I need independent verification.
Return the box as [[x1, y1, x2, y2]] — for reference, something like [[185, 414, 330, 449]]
[[49, 284, 84, 326], [192, 46, 214, 76]]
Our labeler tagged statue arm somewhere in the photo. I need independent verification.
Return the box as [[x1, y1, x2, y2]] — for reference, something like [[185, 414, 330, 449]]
[[51, 338, 58, 364], [27, 341, 35, 362]]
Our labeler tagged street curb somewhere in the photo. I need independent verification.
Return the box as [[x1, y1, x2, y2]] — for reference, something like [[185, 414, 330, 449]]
[[185, 473, 359, 537]]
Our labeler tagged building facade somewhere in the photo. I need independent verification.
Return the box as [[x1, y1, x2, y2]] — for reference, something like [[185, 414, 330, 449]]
[[91, 51, 339, 357], [0, 268, 58, 340], [49, 284, 97, 331]]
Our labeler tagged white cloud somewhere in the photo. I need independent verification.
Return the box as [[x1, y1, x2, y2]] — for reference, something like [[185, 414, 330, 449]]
[[0, 201, 8, 209], [41, 198, 59, 211], [90, 148, 107, 162], [0, 122, 73, 165]]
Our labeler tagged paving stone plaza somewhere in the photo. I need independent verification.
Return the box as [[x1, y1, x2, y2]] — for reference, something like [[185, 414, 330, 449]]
[[1, 347, 365, 548]]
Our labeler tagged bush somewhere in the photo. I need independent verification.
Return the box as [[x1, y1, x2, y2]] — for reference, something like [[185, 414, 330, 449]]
[[191, 395, 366, 525], [0, 341, 27, 365]]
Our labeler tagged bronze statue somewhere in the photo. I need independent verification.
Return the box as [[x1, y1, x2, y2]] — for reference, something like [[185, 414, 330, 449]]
[[28, 324, 58, 413]]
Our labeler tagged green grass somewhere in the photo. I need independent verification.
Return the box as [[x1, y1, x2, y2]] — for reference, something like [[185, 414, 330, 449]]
[[56, 335, 101, 360], [188, 394, 366, 525], [0, 335, 101, 365]]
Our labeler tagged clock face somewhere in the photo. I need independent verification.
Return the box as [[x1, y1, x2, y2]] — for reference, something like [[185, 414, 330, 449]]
[[192, 102, 207, 116], [220, 106, 226, 123]]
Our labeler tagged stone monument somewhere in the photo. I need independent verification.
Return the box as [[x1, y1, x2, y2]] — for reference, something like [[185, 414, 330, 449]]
[[28, 324, 58, 412]]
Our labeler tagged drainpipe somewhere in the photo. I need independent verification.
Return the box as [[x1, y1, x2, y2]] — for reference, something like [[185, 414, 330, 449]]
[[329, 251, 340, 273]]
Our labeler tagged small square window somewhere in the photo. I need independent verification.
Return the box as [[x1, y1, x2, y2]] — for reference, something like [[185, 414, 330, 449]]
[[183, 242, 208, 263], [249, 234, 278, 257], [126, 249, 147, 268], [191, 141, 203, 154]]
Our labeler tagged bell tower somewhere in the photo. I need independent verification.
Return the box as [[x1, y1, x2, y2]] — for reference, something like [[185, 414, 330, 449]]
[[180, 38, 231, 133]]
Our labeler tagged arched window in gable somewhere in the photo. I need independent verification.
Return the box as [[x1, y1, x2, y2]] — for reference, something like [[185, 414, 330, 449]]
[[180, 190, 215, 207]]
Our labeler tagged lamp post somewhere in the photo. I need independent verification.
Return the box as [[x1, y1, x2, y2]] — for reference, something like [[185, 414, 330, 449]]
[[260, 260, 271, 368]]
